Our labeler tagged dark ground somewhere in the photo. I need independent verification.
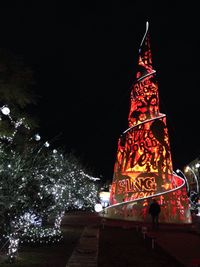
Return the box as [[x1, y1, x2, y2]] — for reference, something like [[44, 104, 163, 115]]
[[1, 212, 200, 267], [98, 225, 183, 267], [0, 225, 83, 267]]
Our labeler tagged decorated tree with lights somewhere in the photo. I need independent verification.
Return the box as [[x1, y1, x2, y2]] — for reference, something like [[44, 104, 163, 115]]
[[25, 149, 99, 231], [0, 110, 48, 260], [0, 50, 100, 263], [0, 108, 99, 262], [64, 153, 100, 212], [0, 107, 38, 262]]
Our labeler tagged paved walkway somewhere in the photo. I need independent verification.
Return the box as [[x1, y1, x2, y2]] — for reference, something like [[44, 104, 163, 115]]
[[63, 212, 200, 267], [102, 216, 200, 267], [66, 226, 99, 267], [147, 229, 200, 267], [144, 216, 200, 267], [64, 212, 100, 267]]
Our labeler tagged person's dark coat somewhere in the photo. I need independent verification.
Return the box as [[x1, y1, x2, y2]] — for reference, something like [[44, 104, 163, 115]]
[[149, 200, 161, 216]]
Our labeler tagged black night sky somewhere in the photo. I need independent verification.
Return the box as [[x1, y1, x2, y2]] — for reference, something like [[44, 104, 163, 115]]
[[0, 2, 200, 181]]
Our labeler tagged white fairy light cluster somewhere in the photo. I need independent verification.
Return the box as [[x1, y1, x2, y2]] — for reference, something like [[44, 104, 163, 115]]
[[0, 105, 31, 144], [65, 168, 99, 210], [21, 212, 42, 227], [54, 211, 65, 229], [20, 227, 63, 245], [0, 105, 99, 262], [7, 234, 20, 262]]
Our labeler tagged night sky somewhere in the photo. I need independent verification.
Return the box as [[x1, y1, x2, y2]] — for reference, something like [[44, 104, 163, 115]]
[[0, 2, 200, 181]]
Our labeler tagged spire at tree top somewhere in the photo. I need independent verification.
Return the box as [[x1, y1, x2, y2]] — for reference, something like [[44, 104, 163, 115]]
[[136, 21, 154, 80], [128, 21, 159, 127]]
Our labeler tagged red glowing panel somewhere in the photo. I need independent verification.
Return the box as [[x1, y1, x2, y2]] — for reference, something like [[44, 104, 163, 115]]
[[112, 115, 173, 203], [108, 22, 191, 224]]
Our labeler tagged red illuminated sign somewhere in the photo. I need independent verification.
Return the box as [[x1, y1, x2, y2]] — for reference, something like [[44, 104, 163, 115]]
[[108, 22, 191, 224]]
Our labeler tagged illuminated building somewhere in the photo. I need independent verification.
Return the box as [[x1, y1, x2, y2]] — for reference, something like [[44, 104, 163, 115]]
[[105, 22, 191, 224], [184, 158, 200, 195]]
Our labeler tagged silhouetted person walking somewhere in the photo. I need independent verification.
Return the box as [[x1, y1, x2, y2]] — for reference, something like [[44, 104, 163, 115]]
[[149, 199, 161, 230]]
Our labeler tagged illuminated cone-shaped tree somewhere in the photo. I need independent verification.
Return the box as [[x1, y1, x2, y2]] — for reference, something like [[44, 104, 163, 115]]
[[107, 22, 191, 224]]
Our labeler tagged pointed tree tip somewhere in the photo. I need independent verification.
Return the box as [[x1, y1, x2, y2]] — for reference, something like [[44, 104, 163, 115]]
[[146, 21, 149, 30]]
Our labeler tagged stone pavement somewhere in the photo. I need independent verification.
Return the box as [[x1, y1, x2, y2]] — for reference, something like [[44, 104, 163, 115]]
[[63, 212, 200, 267], [144, 217, 200, 267], [66, 226, 99, 267], [103, 217, 200, 267], [63, 212, 100, 267], [146, 229, 200, 267]]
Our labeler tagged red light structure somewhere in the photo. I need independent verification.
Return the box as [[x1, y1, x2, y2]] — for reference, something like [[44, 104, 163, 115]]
[[106, 22, 191, 224]]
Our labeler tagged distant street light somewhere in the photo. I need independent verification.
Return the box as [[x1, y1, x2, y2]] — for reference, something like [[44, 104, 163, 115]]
[[0, 106, 10, 116], [195, 163, 200, 182], [44, 141, 50, 147], [34, 134, 41, 141], [94, 203, 103, 213], [196, 163, 200, 169]]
